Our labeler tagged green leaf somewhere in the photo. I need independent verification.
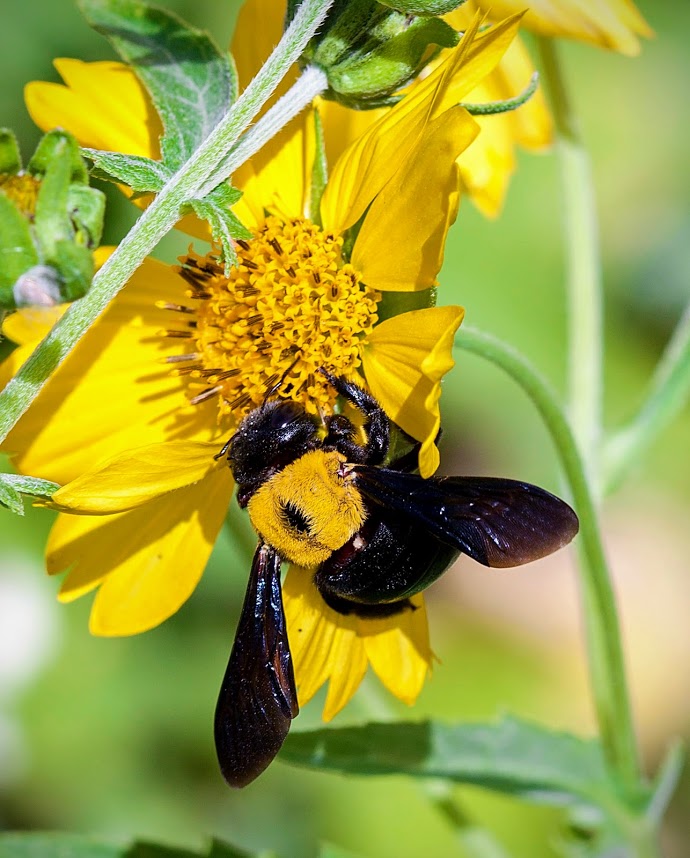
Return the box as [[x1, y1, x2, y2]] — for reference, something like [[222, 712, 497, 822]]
[[0, 835, 264, 858], [84, 150, 171, 193], [280, 716, 614, 808], [189, 184, 251, 274], [79, 0, 238, 169], [318, 845, 368, 858], [0, 833, 123, 858], [0, 479, 24, 514]]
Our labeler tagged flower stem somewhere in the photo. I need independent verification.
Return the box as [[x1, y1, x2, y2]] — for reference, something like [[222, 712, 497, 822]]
[[604, 301, 690, 494], [454, 327, 641, 793], [0, 0, 334, 445], [537, 37, 603, 494]]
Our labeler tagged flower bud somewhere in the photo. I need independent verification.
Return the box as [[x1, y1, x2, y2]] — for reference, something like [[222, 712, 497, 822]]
[[290, 0, 460, 108], [0, 129, 104, 310]]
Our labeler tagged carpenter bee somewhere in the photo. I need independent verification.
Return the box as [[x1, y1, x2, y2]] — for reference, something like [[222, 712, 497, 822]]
[[214, 371, 579, 788]]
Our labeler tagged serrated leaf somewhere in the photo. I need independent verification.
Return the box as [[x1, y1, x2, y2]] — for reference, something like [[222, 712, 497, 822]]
[[79, 0, 237, 169], [0, 479, 24, 514], [0, 833, 123, 858], [85, 149, 171, 192], [281, 717, 615, 809], [189, 184, 252, 274]]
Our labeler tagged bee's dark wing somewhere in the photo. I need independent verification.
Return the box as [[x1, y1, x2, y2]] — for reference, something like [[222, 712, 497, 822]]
[[354, 467, 579, 568], [214, 543, 298, 788]]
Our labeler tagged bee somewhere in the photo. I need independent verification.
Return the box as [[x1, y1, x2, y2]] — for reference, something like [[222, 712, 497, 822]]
[[214, 371, 579, 788]]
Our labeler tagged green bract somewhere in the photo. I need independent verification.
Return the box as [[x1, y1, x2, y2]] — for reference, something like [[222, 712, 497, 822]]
[[0, 129, 104, 310], [379, 0, 467, 14], [289, 0, 459, 108]]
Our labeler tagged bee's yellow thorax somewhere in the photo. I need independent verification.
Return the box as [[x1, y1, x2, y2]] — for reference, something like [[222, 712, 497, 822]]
[[247, 450, 366, 568]]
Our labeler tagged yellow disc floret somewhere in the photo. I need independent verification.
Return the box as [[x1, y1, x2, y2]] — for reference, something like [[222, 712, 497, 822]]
[[163, 215, 379, 423], [247, 450, 366, 569], [0, 173, 40, 217]]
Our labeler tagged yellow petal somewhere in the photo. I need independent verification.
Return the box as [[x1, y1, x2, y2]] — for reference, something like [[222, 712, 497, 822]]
[[232, 0, 292, 92], [362, 306, 464, 477], [321, 13, 520, 236], [48, 467, 233, 636], [25, 59, 161, 156], [443, 7, 553, 217], [283, 568, 434, 719], [351, 108, 476, 292], [1, 257, 221, 484], [234, 113, 315, 228], [361, 595, 433, 706], [322, 626, 369, 722], [50, 441, 224, 513], [476, 0, 652, 55], [283, 567, 343, 705]]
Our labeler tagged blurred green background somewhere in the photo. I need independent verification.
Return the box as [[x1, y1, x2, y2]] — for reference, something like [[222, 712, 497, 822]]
[[1, 1, 688, 856]]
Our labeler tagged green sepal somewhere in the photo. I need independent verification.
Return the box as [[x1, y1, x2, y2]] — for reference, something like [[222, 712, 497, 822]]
[[376, 287, 437, 323], [27, 128, 88, 185], [324, 15, 458, 105], [0, 193, 39, 294], [0, 128, 22, 174], [187, 184, 251, 275], [79, 0, 238, 170], [0, 473, 61, 516], [379, 0, 467, 13], [0, 130, 104, 309], [308, 108, 328, 226], [294, 0, 459, 109], [67, 185, 106, 248], [462, 71, 540, 116], [84, 149, 171, 193]]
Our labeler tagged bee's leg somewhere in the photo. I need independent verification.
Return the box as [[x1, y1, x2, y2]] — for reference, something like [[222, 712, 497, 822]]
[[319, 369, 389, 465]]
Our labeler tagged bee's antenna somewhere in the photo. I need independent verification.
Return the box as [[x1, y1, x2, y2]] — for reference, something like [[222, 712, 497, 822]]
[[262, 353, 302, 406]]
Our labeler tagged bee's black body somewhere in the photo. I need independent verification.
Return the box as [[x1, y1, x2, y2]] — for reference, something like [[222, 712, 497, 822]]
[[214, 371, 579, 788]]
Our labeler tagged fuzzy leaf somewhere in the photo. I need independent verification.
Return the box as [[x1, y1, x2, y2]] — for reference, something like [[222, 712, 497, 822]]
[[84, 149, 171, 192], [281, 716, 618, 809], [0, 480, 24, 515], [79, 0, 238, 168], [189, 184, 251, 273]]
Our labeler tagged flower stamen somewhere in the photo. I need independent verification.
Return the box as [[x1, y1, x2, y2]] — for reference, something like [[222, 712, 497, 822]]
[[165, 215, 379, 423]]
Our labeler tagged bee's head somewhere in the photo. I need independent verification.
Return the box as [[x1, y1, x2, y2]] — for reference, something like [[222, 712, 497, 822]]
[[227, 399, 320, 507]]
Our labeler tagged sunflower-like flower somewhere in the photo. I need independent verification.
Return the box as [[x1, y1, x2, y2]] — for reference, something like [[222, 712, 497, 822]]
[[3, 13, 524, 719], [476, 0, 652, 55]]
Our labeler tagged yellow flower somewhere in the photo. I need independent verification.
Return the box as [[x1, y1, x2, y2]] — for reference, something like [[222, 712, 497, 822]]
[[4, 11, 521, 718], [476, 0, 652, 55]]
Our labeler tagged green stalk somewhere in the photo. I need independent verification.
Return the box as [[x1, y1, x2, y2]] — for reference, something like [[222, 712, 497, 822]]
[[604, 301, 690, 493], [0, 0, 333, 444], [537, 37, 603, 495], [454, 327, 641, 794]]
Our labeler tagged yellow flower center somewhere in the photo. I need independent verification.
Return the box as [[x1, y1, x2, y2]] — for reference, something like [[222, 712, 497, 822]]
[[0, 174, 40, 217], [164, 216, 379, 422]]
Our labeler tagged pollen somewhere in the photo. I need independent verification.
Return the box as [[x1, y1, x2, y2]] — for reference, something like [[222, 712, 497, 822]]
[[168, 216, 379, 421], [0, 173, 40, 218]]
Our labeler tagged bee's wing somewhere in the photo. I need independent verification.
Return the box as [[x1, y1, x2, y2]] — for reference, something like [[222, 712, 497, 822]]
[[354, 467, 579, 568], [214, 543, 298, 788]]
